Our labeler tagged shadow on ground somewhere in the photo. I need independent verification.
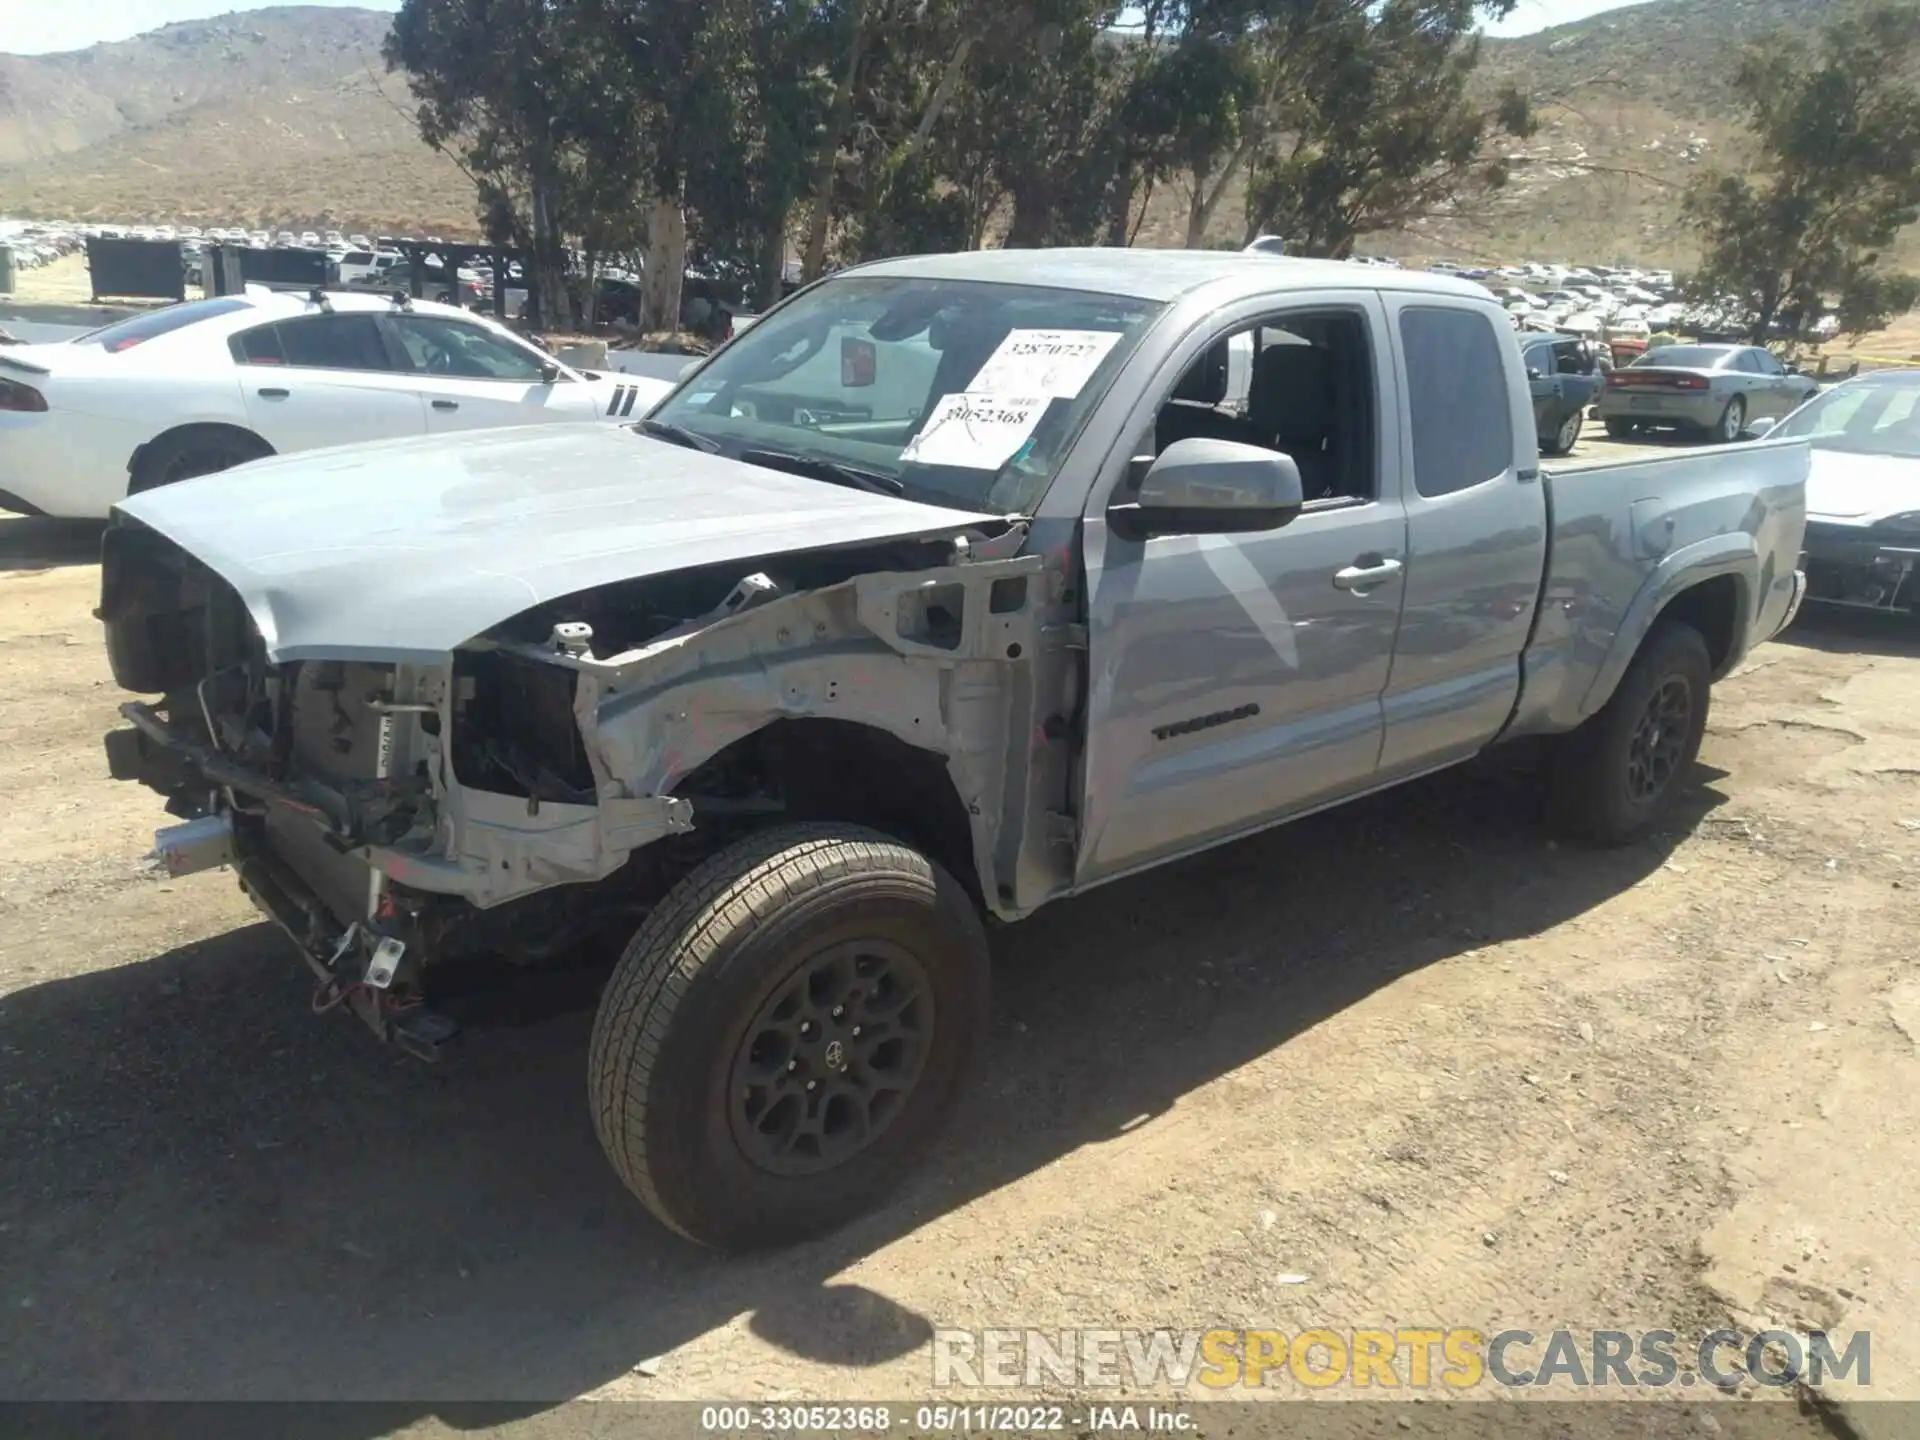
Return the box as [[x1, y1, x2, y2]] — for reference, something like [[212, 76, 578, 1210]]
[[0, 515, 104, 571], [0, 757, 1721, 1418], [1777, 603, 1920, 661]]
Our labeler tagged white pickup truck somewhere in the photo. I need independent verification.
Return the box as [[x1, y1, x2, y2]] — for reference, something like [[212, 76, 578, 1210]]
[[99, 249, 1808, 1249]]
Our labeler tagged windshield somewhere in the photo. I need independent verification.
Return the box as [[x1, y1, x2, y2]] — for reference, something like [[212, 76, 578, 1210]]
[[648, 275, 1162, 514], [1774, 374, 1920, 458], [73, 297, 253, 353], [1635, 346, 1728, 369]]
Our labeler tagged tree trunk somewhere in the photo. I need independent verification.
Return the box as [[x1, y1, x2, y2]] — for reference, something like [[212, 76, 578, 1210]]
[[802, 3, 870, 283], [1751, 276, 1783, 345], [641, 193, 687, 334], [1183, 168, 1211, 249], [903, 35, 974, 168], [1107, 162, 1136, 247], [1185, 134, 1258, 248], [1005, 184, 1051, 248], [529, 171, 571, 333], [756, 206, 788, 312]]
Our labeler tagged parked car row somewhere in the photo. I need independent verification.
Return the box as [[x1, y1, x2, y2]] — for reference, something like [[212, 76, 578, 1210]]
[[0, 223, 86, 271]]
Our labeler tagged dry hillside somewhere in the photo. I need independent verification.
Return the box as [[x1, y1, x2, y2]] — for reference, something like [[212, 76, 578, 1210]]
[[0, 0, 1913, 269], [0, 6, 471, 235]]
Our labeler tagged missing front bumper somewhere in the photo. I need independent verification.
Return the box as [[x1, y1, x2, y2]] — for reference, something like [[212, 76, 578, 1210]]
[[1802, 534, 1920, 614]]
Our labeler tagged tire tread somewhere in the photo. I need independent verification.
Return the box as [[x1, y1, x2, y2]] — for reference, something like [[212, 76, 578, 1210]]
[[588, 821, 981, 1245], [1548, 619, 1712, 846]]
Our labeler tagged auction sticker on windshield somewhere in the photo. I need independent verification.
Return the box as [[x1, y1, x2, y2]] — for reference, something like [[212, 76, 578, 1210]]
[[900, 393, 1047, 469], [967, 329, 1122, 398]]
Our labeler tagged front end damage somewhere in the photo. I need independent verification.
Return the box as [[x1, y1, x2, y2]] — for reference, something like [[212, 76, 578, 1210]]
[[101, 519, 1066, 1058], [1802, 520, 1920, 616]]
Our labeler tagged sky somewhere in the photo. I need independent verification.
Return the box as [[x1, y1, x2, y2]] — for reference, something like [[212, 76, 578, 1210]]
[[0, 0, 1656, 56]]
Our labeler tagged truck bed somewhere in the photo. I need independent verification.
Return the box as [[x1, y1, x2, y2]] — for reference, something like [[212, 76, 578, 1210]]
[[1506, 435, 1810, 737]]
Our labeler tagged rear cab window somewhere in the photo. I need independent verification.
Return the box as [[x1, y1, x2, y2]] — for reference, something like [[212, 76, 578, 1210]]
[[1397, 306, 1514, 497], [73, 297, 253, 354]]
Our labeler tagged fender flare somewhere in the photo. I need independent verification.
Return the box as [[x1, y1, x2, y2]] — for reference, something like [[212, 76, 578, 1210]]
[[1575, 532, 1758, 719]]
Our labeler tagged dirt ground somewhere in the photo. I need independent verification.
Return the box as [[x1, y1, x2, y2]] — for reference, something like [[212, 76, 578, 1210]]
[[2, 480, 1917, 1434]]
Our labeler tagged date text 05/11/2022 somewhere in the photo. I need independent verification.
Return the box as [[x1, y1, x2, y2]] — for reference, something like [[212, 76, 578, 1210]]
[[698, 1403, 1196, 1433]]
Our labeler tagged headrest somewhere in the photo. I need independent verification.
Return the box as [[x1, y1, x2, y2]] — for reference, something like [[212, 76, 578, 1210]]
[[1170, 339, 1230, 406], [1249, 342, 1336, 441]]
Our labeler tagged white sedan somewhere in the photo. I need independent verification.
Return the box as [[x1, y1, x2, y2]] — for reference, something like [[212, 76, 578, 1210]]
[[0, 288, 673, 518], [1774, 367, 1920, 617]]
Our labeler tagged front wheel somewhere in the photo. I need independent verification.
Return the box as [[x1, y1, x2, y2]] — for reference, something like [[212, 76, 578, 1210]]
[[1548, 620, 1712, 845], [588, 822, 990, 1250]]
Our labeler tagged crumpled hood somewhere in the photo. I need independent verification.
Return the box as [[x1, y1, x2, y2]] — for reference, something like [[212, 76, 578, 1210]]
[[114, 423, 996, 663], [1805, 449, 1920, 524]]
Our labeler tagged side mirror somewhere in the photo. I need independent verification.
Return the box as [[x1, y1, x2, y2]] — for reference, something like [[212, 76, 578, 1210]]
[[1747, 417, 1777, 440], [1107, 438, 1304, 542], [538, 360, 561, 384], [1525, 366, 1544, 381]]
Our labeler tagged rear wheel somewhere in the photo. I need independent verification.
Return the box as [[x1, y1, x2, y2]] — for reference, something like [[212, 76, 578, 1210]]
[[1604, 418, 1636, 439], [1717, 395, 1747, 443], [129, 428, 272, 494], [1544, 409, 1582, 456], [1549, 621, 1712, 845], [588, 822, 990, 1250]]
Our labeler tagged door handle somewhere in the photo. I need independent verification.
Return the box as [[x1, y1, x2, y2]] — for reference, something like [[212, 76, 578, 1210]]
[[1332, 557, 1404, 592], [256, 387, 289, 399], [431, 399, 460, 411]]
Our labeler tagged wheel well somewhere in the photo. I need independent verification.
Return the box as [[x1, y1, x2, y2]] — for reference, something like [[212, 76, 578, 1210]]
[[129, 424, 274, 492], [679, 719, 980, 901], [1657, 575, 1740, 675]]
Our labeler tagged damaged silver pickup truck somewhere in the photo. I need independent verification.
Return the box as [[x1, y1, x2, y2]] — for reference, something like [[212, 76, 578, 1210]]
[[100, 250, 1809, 1249]]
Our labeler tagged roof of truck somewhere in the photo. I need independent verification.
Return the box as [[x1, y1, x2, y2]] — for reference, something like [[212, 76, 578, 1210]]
[[851, 247, 1495, 304]]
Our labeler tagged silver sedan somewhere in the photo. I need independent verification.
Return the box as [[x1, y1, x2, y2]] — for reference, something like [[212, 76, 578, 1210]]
[[1598, 343, 1819, 443]]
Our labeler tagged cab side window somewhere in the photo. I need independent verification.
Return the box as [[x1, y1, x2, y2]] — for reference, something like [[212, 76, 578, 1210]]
[[1152, 311, 1376, 503]]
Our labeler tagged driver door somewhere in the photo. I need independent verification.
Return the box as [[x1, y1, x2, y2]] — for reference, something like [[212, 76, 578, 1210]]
[[1074, 294, 1410, 885]]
